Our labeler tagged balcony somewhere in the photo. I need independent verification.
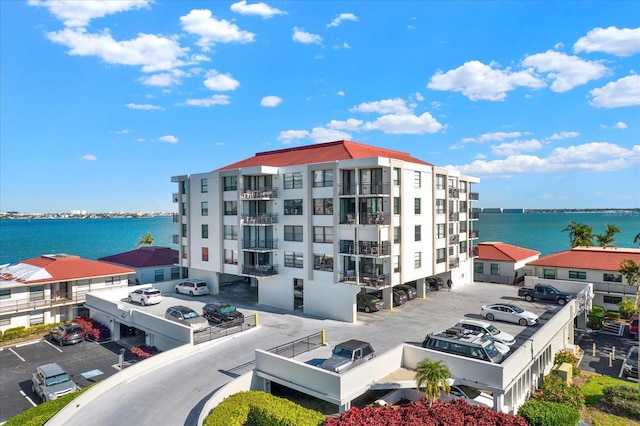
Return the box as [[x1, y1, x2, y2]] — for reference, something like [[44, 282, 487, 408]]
[[340, 271, 389, 287], [469, 230, 479, 239], [172, 193, 179, 203], [448, 188, 459, 198], [243, 239, 278, 250], [469, 192, 480, 201], [359, 241, 391, 256], [359, 212, 389, 225], [339, 184, 358, 196], [469, 211, 480, 220], [242, 213, 278, 225], [469, 246, 479, 257], [339, 241, 356, 254], [241, 188, 278, 200], [172, 213, 179, 223], [448, 212, 459, 221], [173, 234, 180, 244], [448, 235, 459, 245], [0, 293, 86, 314], [359, 182, 390, 196], [242, 264, 279, 277], [449, 257, 459, 268]]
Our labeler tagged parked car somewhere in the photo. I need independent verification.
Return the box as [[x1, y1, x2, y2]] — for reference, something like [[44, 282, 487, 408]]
[[49, 323, 85, 346], [517, 284, 571, 305], [426, 276, 444, 291], [629, 314, 638, 338], [320, 340, 376, 373], [395, 284, 417, 300], [440, 384, 494, 408], [422, 327, 504, 364], [202, 302, 244, 327], [374, 289, 408, 306], [175, 279, 209, 296], [128, 288, 162, 306], [357, 293, 384, 313], [455, 319, 516, 346], [164, 306, 210, 332], [481, 303, 538, 326], [622, 346, 638, 379], [31, 363, 78, 402]]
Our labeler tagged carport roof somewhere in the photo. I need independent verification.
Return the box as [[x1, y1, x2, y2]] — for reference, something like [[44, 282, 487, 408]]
[[477, 242, 540, 262], [98, 246, 178, 268]]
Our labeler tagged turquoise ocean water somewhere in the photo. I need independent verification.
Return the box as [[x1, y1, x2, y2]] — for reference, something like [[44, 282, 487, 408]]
[[0, 212, 638, 265]]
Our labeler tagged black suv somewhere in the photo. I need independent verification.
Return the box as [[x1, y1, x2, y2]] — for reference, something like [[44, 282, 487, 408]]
[[427, 276, 444, 291], [202, 302, 244, 327]]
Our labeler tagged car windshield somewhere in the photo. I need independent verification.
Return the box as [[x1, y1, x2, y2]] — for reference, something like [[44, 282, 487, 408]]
[[332, 347, 354, 359], [45, 372, 70, 386], [629, 348, 638, 362], [182, 310, 199, 319], [67, 326, 83, 334], [220, 305, 236, 314], [484, 342, 501, 359], [487, 325, 500, 335], [458, 385, 481, 399]]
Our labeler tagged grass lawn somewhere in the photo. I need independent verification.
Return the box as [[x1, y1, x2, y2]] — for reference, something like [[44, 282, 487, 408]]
[[577, 371, 640, 426]]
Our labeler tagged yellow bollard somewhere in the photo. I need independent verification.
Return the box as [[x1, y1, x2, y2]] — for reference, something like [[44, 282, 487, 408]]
[[321, 329, 326, 345], [592, 343, 596, 356], [254, 313, 259, 326]]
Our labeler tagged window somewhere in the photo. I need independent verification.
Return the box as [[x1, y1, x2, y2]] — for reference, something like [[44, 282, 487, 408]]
[[181, 180, 187, 194], [154, 269, 164, 282], [490, 264, 500, 275], [181, 202, 187, 215], [474, 262, 484, 273], [394, 226, 401, 243], [0, 317, 9, 326], [543, 268, 556, 279], [393, 197, 400, 214], [182, 245, 187, 259], [414, 198, 421, 214], [459, 240, 467, 254], [202, 224, 208, 239], [284, 172, 303, 189], [223, 176, 237, 191], [436, 199, 446, 214], [284, 199, 303, 215], [201, 201, 208, 216], [393, 168, 401, 185], [284, 225, 303, 241], [603, 295, 623, 304], [414, 252, 422, 268], [182, 223, 187, 237], [313, 198, 333, 215], [0, 289, 9, 299], [224, 249, 238, 264], [459, 180, 467, 193], [314, 255, 333, 271], [224, 225, 238, 240], [30, 312, 44, 326], [603, 273, 622, 282], [202, 247, 209, 262], [414, 171, 421, 188], [459, 200, 467, 211], [224, 201, 237, 215], [171, 267, 180, 280], [436, 224, 445, 238], [105, 277, 121, 286], [569, 270, 587, 280], [415, 225, 421, 242], [284, 252, 303, 268], [313, 170, 333, 187], [313, 226, 333, 243], [436, 174, 446, 190], [393, 255, 400, 273], [459, 221, 467, 233], [436, 248, 446, 263], [201, 178, 208, 193]]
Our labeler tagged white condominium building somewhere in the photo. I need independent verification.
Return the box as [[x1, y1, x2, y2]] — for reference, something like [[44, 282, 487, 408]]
[[171, 140, 479, 322]]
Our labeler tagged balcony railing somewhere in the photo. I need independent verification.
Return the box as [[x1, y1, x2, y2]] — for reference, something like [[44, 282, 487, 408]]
[[469, 192, 480, 201], [448, 188, 459, 198], [469, 211, 480, 220], [359, 212, 389, 225], [449, 235, 459, 244], [449, 257, 459, 268], [172, 213, 179, 223], [359, 182, 390, 195], [448, 212, 459, 221], [339, 184, 358, 196], [359, 241, 391, 256], [0, 293, 86, 314], [243, 239, 278, 250], [172, 193, 179, 203], [241, 188, 278, 200], [242, 214, 278, 225], [340, 271, 389, 287], [469, 246, 479, 257], [173, 234, 180, 244], [242, 264, 279, 277], [469, 230, 479, 239]]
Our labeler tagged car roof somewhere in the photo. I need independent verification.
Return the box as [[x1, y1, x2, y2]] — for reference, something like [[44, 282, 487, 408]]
[[335, 339, 373, 350], [206, 302, 231, 308], [38, 363, 66, 376], [169, 305, 194, 313], [457, 319, 491, 327]]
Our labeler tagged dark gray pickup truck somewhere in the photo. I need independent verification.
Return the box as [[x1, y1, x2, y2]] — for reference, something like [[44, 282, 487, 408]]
[[518, 284, 571, 305]]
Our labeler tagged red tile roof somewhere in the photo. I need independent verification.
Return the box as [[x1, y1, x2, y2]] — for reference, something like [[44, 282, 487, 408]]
[[216, 140, 432, 171], [477, 242, 541, 262], [7, 254, 134, 284], [527, 247, 640, 271], [98, 247, 178, 268]]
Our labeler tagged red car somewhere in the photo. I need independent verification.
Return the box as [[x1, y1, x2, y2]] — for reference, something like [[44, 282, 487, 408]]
[[629, 315, 638, 338]]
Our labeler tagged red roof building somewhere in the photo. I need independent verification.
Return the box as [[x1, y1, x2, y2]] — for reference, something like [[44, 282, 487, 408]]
[[474, 242, 541, 285], [99, 247, 180, 284]]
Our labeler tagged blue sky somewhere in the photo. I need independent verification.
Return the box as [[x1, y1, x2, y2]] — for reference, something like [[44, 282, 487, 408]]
[[1, 1, 638, 213]]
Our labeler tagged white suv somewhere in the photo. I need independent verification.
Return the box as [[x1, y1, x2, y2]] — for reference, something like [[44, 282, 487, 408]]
[[175, 279, 209, 296], [128, 288, 162, 306]]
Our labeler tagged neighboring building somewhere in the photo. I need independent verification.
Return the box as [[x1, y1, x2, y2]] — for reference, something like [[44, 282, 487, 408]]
[[171, 140, 480, 322], [0, 254, 134, 332], [526, 246, 640, 311], [99, 246, 182, 285], [475, 242, 541, 285]]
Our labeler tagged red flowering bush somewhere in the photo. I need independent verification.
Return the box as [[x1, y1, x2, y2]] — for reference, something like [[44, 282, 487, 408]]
[[131, 345, 161, 360], [324, 398, 528, 426], [75, 316, 111, 341]]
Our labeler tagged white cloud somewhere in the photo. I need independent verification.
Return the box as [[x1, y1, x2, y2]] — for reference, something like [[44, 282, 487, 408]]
[[491, 139, 543, 156], [277, 129, 310, 142], [136, 138, 145, 142], [46, 28, 187, 73], [349, 98, 411, 115], [327, 13, 359, 28], [185, 95, 231, 107], [615, 121, 628, 129], [113, 129, 129, 134], [548, 131, 579, 140], [29, 0, 150, 28], [260, 95, 283, 107], [327, 118, 363, 131], [308, 127, 351, 143], [574, 26, 640, 57], [462, 131, 522, 144], [81, 154, 97, 161], [336, 90, 345, 96], [158, 135, 178, 143], [230, 1, 286, 18], [203, 70, 240, 91], [139, 72, 180, 87], [362, 113, 443, 135], [521, 50, 607, 92], [292, 27, 322, 45], [589, 75, 640, 108], [180, 9, 255, 51], [427, 60, 545, 101], [125, 103, 164, 111], [415, 92, 425, 102]]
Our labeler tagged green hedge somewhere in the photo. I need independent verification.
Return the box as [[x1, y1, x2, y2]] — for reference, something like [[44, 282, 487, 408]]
[[518, 400, 580, 426], [204, 391, 325, 426], [1, 322, 71, 342], [4, 385, 94, 426], [600, 385, 640, 419], [605, 310, 621, 320]]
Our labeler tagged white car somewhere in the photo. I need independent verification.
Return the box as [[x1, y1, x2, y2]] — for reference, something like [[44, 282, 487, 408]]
[[455, 319, 516, 346], [481, 303, 538, 326], [175, 279, 209, 296], [441, 384, 493, 408], [128, 288, 162, 306]]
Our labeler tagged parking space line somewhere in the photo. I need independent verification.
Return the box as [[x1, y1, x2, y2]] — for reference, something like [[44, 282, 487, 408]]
[[20, 390, 37, 407], [8, 348, 26, 362], [43, 339, 63, 353]]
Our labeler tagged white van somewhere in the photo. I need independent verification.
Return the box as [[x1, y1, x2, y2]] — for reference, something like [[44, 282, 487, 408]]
[[175, 280, 209, 296]]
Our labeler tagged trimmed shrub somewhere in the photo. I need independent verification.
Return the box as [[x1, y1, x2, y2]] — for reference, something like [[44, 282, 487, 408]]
[[618, 298, 637, 319], [554, 349, 581, 375], [1, 326, 28, 341], [518, 400, 580, 426], [75, 316, 110, 341], [606, 310, 621, 320], [131, 345, 161, 360], [534, 374, 584, 409], [600, 385, 640, 420], [204, 391, 324, 426], [588, 309, 605, 329], [592, 305, 605, 313]]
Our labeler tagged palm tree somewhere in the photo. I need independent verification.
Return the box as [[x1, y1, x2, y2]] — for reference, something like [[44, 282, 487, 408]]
[[414, 359, 452, 406], [562, 221, 594, 248], [136, 232, 154, 247], [595, 224, 621, 247], [619, 258, 640, 309], [634, 232, 640, 248]]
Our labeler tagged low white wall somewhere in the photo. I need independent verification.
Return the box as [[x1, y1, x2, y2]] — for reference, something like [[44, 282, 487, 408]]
[[196, 371, 259, 426]]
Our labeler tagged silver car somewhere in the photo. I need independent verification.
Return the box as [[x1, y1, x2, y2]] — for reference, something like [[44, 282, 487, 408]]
[[455, 319, 516, 345], [164, 306, 209, 332], [481, 303, 538, 326], [32, 363, 78, 402]]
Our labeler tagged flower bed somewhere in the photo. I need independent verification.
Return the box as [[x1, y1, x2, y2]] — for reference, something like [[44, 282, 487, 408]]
[[131, 345, 161, 360], [74, 316, 111, 342]]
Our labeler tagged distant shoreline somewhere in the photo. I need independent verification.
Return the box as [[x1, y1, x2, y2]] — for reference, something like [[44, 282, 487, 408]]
[[0, 213, 173, 220], [476, 208, 639, 214]]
